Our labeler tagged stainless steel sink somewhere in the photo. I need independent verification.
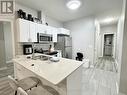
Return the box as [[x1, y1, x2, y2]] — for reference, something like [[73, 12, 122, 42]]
[[26, 54, 49, 61]]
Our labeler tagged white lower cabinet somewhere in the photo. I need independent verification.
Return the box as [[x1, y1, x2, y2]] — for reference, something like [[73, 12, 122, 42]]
[[14, 63, 35, 80]]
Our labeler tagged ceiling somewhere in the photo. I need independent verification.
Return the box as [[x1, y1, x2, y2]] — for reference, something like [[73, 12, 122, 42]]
[[16, 0, 123, 22]]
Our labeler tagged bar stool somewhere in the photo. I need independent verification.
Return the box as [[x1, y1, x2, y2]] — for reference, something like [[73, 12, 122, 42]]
[[8, 76, 59, 95], [8, 76, 40, 94], [17, 85, 59, 95], [17, 77, 40, 91]]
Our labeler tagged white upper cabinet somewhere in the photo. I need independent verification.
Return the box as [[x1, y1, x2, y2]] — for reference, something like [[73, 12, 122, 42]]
[[37, 24, 47, 34], [17, 19, 37, 42], [52, 28, 58, 43], [17, 19, 30, 42], [46, 26, 53, 34], [46, 26, 58, 43], [17, 18, 65, 43], [29, 22, 37, 42], [57, 28, 70, 35]]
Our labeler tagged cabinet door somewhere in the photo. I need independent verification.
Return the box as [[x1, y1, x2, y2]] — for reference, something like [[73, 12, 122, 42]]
[[58, 28, 70, 35], [18, 19, 30, 42], [46, 26, 52, 34], [29, 22, 37, 42], [37, 24, 47, 34], [14, 63, 36, 80], [64, 29, 70, 35], [52, 28, 58, 43], [46, 26, 57, 42]]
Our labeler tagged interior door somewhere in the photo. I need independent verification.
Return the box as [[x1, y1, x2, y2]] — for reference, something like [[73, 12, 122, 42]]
[[104, 34, 113, 56]]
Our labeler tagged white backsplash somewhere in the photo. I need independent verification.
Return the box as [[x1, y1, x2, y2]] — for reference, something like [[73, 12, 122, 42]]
[[16, 43, 54, 55], [34, 43, 53, 50]]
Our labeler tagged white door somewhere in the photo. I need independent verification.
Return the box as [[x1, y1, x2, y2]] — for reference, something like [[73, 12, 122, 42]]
[[46, 26, 52, 34], [52, 28, 58, 43], [29, 22, 37, 42], [18, 19, 29, 42], [47, 26, 57, 42], [37, 24, 47, 34]]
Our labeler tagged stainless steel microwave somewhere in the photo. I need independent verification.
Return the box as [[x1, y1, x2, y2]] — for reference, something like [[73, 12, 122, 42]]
[[37, 33, 53, 43]]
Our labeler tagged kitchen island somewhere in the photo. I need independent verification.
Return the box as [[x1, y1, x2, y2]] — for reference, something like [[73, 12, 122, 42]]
[[13, 54, 83, 95]]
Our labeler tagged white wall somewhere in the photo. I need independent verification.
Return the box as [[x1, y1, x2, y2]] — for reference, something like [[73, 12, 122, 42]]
[[94, 20, 100, 63], [15, 3, 38, 18], [96, 10, 121, 26], [119, 0, 127, 94], [15, 3, 63, 28], [46, 16, 63, 28], [63, 16, 95, 65]]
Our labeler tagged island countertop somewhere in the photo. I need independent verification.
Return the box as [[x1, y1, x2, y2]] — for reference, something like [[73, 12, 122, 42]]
[[13, 54, 83, 85]]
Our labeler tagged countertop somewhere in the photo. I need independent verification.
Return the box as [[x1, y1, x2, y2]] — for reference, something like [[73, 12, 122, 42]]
[[13, 54, 83, 85]]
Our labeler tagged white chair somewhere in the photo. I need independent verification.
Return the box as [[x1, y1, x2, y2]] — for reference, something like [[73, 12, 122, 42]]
[[8, 76, 40, 91], [16, 86, 53, 95], [8, 76, 59, 95], [17, 87, 28, 95]]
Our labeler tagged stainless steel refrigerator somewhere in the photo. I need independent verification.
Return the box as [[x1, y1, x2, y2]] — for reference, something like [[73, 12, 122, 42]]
[[55, 35, 72, 59]]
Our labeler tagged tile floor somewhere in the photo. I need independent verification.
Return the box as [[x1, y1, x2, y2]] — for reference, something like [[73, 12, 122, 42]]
[[0, 63, 14, 78], [95, 56, 117, 72], [82, 68, 118, 95]]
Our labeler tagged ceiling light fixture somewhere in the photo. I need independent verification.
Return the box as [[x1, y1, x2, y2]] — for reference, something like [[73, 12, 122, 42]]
[[66, 0, 81, 10], [103, 17, 114, 23]]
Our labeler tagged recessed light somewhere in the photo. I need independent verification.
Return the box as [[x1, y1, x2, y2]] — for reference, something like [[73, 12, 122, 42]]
[[66, 0, 81, 10]]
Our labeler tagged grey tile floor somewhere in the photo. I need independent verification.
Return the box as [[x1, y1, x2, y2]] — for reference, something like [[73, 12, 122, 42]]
[[0, 63, 14, 78], [95, 56, 117, 72], [82, 56, 118, 95], [82, 68, 118, 95]]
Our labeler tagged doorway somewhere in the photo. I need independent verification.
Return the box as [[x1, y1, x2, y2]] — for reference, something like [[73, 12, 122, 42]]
[[0, 21, 14, 78], [103, 34, 114, 56]]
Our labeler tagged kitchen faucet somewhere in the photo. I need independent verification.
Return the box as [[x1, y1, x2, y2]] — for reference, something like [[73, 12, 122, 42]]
[[32, 43, 36, 60]]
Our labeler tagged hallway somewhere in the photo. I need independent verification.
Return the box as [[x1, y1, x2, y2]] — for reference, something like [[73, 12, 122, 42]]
[[95, 57, 117, 72]]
